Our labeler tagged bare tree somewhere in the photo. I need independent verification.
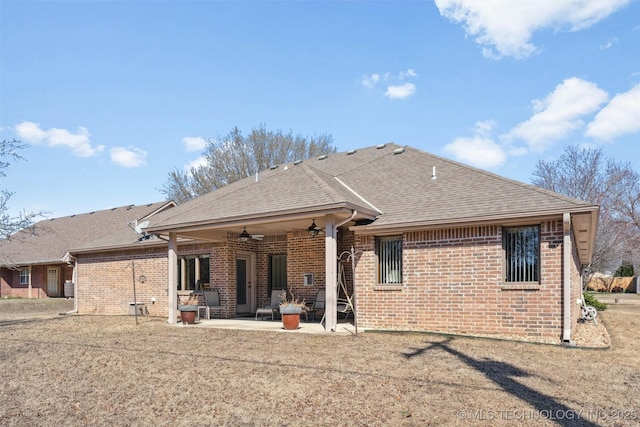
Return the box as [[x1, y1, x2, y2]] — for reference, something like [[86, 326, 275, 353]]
[[161, 124, 337, 203], [532, 145, 640, 274], [0, 139, 42, 240]]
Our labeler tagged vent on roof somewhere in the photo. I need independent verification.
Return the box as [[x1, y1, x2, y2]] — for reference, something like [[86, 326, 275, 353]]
[[318, 154, 328, 160], [111, 207, 117, 210], [393, 147, 405, 155], [347, 149, 356, 155], [89, 211, 95, 214], [376, 144, 386, 149], [269, 164, 279, 170], [293, 160, 303, 165], [127, 205, 134, 210]]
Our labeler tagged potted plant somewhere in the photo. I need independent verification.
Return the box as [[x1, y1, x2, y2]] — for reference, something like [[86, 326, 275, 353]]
[[279, 291, 306, 330], [178, 295, 200, 325]]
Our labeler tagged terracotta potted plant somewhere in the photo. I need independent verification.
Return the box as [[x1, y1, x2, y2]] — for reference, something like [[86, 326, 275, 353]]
[[279, 291, 306, 330], [177, 295, 200, 324]]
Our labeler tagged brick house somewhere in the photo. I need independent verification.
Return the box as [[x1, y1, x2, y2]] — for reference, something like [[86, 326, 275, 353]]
[[136, 143, 598, 343], [10, 143, 597, 343], [0, 202, 175, 302]]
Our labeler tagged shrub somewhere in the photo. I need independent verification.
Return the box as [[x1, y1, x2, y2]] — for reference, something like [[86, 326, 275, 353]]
[[583, 292, 607, 311], [614, 261, 634, 277]]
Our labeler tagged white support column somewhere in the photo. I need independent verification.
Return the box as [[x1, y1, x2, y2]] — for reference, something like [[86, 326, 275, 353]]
[[562, 213, 572, 342], [28, 266, 32, 299], [324, 217, 337, 332], [168, 232, 178, 324], [180, 259, 186, 291]]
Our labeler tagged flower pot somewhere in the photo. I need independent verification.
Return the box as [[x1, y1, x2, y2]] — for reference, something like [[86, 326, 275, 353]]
[[281, 313, 300, 330], [178, 305, 198, 324], [279, 304, 303, 330], [279, 304, 303, 315]]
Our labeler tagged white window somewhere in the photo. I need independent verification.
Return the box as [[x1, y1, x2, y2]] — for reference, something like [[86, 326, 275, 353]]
[[19, 267, 29, 285]]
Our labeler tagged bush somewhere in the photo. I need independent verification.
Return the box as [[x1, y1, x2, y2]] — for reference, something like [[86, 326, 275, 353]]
[[583, 292, 607, 311], [614, 261, 634, 277]]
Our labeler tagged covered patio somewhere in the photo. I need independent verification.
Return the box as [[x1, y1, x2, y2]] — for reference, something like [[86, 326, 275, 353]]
[[177, 316, 357, 335]]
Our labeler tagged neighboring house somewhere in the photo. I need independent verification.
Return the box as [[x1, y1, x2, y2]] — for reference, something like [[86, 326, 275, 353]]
[[0, 202, 175, 301], [131, 143, 598, 343]]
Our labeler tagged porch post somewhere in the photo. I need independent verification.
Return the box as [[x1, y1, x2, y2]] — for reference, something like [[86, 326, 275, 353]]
[[324, 217, 337, 332], [168, 232, 178, 324]]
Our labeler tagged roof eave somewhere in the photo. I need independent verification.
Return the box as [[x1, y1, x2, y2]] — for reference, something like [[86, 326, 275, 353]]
[[351, 206, 599, 235], [146, 202, 379, 235]]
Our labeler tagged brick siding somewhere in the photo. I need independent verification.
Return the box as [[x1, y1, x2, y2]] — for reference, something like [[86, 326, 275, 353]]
[[74, 218, 581, 342], [354, 219, 579, 341]]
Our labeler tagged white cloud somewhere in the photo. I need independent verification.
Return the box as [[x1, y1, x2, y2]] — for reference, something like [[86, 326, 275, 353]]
[[507, 77, 608, 151], [399, 69, 417, 80], [600, 37, 619, 50], [15, 121, 47, 143], [182, 136, 207, 152], [186, 156, 207, 171], [385, 83, 416, 99], [585, 84, 640, 140], [14, 121, 104, 157], [362, 70, 418, 99], [110, 146, 147, 168], [444, 135, 506, 168], [435, 0, 630, 59], [361, 73, 380, 88]]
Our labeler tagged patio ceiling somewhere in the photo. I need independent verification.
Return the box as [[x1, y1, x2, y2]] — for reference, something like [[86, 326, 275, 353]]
[[153, 207, 376, 243]]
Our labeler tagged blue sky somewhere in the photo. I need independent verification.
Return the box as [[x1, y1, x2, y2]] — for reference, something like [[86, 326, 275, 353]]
[[1, 0, 639, 218]]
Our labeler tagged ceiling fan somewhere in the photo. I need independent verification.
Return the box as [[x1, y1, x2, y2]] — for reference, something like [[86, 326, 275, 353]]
[[238, 227, 264, 242]]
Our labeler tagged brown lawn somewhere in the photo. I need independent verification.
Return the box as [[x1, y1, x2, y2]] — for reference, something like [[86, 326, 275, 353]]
[[0, 297, 638, 426]]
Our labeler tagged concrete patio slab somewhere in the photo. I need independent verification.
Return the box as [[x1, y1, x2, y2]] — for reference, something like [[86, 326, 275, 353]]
[[176, 316, 358, 335]]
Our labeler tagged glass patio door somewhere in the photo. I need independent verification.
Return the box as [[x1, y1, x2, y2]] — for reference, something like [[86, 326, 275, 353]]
[[47, 268, 59, 296]]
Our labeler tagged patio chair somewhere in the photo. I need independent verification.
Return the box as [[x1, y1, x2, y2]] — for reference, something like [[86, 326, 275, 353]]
[[255, 289, 285, 321], [309, 289, 325, 322], [200, 288, 228, 319]]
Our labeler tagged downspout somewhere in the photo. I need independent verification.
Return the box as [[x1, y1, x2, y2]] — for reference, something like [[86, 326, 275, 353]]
[[65, 254, 78, 314], [168, 232, 178, 324], [562, 213, 572, 342]]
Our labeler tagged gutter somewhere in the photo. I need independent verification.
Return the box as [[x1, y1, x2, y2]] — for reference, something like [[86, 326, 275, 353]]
[[562, 213, 572, 343]]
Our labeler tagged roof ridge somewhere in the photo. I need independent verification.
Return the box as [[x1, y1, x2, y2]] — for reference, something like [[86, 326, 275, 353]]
[[297, 163, 347, 202]]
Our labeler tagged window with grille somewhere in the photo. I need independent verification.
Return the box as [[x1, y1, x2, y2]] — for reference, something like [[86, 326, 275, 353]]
[[503, 226, 540, 282], [19, 267, 29, 285], [376, 236, 403, 284]]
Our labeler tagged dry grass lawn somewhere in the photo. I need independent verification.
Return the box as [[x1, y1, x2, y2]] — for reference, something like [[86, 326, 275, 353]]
[[1, 297, 638, 426]]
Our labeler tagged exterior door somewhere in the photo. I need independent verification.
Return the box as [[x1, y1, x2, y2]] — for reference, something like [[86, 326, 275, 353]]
[[236, 255, 254, 314], [47, 268, 59, 296]]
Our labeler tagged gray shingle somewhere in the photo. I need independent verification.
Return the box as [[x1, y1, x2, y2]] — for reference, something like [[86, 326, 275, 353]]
[[0, 201, 174, 265], [149, 144, 596, 232]]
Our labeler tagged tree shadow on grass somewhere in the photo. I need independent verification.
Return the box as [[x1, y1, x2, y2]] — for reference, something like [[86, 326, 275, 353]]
[[403, 337, 599, 427]]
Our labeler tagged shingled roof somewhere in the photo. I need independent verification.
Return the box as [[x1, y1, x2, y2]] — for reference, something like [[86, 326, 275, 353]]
[[148, 143, 598, 232], [0, 201, 175, 266]]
